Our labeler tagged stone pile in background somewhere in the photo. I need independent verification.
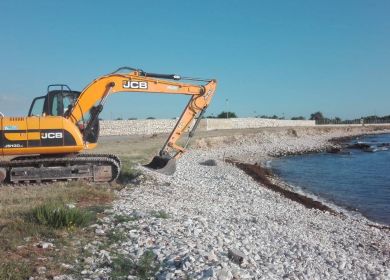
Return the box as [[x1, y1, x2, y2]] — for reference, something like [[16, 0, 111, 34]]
[[100, 118, 315, 136]]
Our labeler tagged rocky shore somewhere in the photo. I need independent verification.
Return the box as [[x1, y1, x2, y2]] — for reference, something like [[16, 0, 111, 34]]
[[76, 127, 390, 280]]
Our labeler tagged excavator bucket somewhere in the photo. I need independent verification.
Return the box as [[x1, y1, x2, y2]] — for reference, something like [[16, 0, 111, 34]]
[[143, 155, 176, 175]]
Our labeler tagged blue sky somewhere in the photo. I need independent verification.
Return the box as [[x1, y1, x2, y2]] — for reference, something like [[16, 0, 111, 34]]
[[0, 0, 389, 119]]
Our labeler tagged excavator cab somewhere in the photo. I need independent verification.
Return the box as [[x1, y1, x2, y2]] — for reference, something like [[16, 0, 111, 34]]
[[28, 85, 80, 117], [27, 85, 100, 143]]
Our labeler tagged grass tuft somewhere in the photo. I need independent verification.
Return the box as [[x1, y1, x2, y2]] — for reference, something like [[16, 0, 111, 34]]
[[106, 230, 127, 245], [136, 250, 160, 279], [110, 254, 134, 279], [151, 210, 169, 219], [110, 251, 160, 280], [29, 202, 93, 229], [114, 214, 140, 224], [117, 157, 142, 184]]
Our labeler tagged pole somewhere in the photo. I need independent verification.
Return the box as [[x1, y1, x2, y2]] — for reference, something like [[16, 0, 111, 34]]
[[225, 98, 229, 119]]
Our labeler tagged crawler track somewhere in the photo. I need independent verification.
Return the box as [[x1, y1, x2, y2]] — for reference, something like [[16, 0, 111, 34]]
[[0, 154, 121, 184]]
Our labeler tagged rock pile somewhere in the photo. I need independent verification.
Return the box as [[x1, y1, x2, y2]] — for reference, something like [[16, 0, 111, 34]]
[[76, 128, 390, 279]]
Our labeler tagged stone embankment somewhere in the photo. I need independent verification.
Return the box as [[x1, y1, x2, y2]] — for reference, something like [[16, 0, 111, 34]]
[[100, 118, 315, 136], [76, 126, 390, 279]]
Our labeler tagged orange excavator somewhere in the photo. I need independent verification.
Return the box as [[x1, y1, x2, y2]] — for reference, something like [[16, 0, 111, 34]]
[[0, 67, 217, 183]]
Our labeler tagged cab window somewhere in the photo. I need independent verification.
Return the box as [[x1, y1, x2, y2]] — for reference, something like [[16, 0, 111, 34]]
[[51, 94, 62, 116], [63, 93, 76, 116], [28, 96, 46, 116]]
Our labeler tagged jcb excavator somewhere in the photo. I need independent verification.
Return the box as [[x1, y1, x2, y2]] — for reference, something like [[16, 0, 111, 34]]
[[0, 67, 217, 183]]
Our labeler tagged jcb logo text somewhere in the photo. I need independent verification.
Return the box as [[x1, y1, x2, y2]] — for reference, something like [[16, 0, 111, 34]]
[[41, 132, 63, 139], [122, 80, 148, 89]]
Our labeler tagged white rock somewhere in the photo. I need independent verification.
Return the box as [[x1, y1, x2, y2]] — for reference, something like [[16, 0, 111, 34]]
[[36, 266, 46, 275], [95, 228, 105, 235], [37, 242, 54, 249]]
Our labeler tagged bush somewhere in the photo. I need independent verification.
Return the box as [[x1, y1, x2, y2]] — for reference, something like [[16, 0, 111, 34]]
[[291, 116, 306, 120], [30, 203, 93, 229], [217, 111, 237, 118], [310, 111, 324, 121]]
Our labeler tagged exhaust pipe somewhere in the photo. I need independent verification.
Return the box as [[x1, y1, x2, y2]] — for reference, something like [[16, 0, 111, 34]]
[[143, 155, 176, 175]]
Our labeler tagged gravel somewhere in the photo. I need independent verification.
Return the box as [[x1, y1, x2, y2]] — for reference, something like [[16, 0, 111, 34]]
[[77, 128, 390, 279]]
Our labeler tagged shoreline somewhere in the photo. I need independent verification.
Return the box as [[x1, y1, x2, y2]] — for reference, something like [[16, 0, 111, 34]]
[[225, 159, 338, 215], [78, 126, 390, 279], [266, 132, 390, 228]]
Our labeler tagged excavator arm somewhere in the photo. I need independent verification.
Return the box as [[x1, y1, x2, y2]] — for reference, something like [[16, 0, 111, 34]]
[[67, 67, 217, 174]]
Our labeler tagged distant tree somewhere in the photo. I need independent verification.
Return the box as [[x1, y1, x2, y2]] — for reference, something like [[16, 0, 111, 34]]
[[146, 117, 156, 120], [363, 115, 378, 122], [115, 117, 123, 120], [291, 116, 306, 120], [310, 112, 325, 121], [217, 111, 237, 118], [259, 115, 280, 119], [334, 117, 342, 123], [206, 115, 216, 118], [128, 117, 137, 120]]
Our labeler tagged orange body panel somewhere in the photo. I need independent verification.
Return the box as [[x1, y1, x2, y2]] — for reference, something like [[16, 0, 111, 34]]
[[1, 116, 84, 156]]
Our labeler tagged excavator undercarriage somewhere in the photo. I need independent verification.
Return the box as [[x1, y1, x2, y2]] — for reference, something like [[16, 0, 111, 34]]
[[0, 154, 120, 184]]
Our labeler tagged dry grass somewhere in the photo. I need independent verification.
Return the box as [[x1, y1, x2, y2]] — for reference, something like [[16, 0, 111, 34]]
[[0, 181, 115, 279]]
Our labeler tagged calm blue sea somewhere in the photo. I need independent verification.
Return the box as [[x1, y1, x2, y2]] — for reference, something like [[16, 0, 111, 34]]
[[271, 133, 390, 225]]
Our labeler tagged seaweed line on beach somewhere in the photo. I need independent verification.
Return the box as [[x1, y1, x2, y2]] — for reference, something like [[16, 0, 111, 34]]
[[225, 158, 339, 215]]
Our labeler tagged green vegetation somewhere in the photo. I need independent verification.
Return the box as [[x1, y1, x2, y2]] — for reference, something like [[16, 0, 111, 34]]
[[207, 112, 238, 118], [110, 254, 135, 279], [0, 182, 115, 279], [117, 157, 142, 184], [136, 250, 160, 279], [291, 116, 306, 120], [257, 114, 284, 119], [110, 251, 160, 280], [114, 214, 140, 224], [216, 111, 237, 118], [151, 210, 169, 219], [30, 203, 93, 229], [309, 111, 324, 121], [106, 229, 128, 245], [309, 112, 390, 124]]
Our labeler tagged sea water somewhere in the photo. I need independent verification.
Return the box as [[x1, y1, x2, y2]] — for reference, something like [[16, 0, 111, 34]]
[[271, 133, 390, 225]]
